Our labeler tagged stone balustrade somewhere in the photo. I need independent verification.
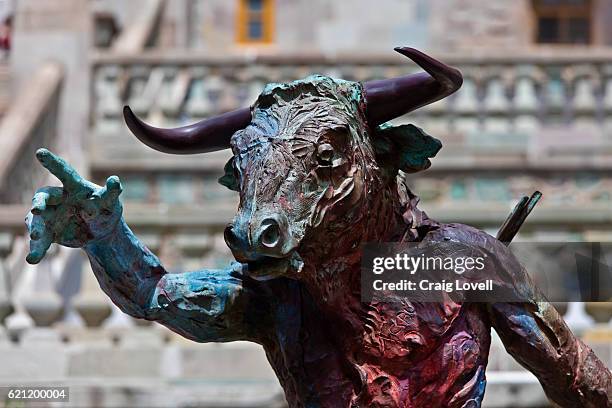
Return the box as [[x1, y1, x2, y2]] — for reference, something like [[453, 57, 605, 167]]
[[0, 60, 65, 351], [90, 50, 612, 160], [88, 51, 612, 236]]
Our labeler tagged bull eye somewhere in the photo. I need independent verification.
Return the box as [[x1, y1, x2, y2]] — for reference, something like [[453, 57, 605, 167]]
[[317, 143, 334, 165], [260, 219, 281, 248]]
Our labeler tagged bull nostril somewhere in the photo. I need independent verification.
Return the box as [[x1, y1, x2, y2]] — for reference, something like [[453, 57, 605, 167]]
[[224, 224, 240, 250], [260, 219, 281, 248]]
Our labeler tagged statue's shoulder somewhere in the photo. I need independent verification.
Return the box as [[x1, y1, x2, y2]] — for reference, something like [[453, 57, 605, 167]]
[[421, 222, 518, 264], [422, 223, 497, 247], [421, 223, 535, 298]]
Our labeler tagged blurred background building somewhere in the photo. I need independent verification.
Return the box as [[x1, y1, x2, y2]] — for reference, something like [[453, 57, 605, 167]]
[[0, 0, 611, 407]]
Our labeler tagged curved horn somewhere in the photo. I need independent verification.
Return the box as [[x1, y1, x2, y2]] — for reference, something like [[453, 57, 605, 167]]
[[363, 47, 463, 126], [124, 47, 461, 154], [123, 106, 251, 154]]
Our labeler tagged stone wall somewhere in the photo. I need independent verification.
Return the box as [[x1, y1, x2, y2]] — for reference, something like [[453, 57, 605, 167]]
[[429, 0, 533, 52], [157, 0, 612, 54], [180, 0, 429, 54]]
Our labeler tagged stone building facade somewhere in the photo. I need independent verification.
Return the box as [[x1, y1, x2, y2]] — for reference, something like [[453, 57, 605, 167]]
[[150, 0, 612, 53]]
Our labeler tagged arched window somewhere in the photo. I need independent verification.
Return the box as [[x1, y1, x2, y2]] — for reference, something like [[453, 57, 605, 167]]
[[532, 0, 593, 44]]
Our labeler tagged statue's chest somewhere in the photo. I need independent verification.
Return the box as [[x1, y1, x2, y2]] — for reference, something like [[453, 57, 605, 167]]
[[358, 299, 464, 363], [267, 294, 489, 407], [352, 302, 490, 407]]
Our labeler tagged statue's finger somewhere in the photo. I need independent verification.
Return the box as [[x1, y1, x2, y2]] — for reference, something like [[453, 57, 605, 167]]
[[31, 187, 63, 215], [98, 176, 122, 205], [31, 192, 48, 215], [36, 148, 85, 192], [26, 232, 53, 264], [26, 212, 46, 240]]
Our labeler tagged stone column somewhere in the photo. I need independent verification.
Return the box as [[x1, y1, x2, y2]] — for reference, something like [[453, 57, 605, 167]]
[[21, 246, 63, 328], [3, 237, 33, 340], [0, 259, 10, 344], [0, 263, 12, 324], [0, 232, 13, 324], [72, 258, 112, 327], [5, 251, 62, 343]]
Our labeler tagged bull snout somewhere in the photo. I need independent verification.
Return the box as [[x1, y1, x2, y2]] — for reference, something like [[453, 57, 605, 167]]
[[224, 212, 294, 262]]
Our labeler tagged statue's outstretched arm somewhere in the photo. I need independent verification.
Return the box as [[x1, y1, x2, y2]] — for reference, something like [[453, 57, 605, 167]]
[[26, 149, 269, 343], [485, 249, 612, 407], [425, 225, 611, 406], [84, 220, 270, 343]]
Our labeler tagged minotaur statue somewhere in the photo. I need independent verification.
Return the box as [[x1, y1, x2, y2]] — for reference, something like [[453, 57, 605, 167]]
[[26, 48, 611, 407]]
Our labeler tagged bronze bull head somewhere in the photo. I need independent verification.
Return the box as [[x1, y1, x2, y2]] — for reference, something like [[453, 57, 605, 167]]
[[123, 47, 462, 280]]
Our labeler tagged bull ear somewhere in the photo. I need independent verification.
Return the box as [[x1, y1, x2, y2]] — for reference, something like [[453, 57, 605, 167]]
[[372, 124, 442, 173], [218, 157, 240, 191]]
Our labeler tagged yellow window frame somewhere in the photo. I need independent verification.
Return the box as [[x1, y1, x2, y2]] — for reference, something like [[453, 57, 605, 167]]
[[236, 0, 275, 44]]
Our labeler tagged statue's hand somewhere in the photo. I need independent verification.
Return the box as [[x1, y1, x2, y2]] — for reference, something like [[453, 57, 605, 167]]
[[25, 148, 123, 264]]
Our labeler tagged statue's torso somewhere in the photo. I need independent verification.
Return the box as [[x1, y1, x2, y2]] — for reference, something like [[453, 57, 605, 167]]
[[262, 279, 491, 408], [260, 221, 501, 407]]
